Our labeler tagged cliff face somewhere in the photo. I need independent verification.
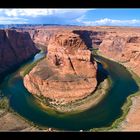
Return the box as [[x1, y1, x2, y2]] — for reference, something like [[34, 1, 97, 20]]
[[27, 29, 60, 51], [0, 29, 39, 80], [24, 31, 97, 104], [23, 26, 140, 77], [72, 30, 106, 48], [25, 28, 106, 51], [99, 34, 140, 77]]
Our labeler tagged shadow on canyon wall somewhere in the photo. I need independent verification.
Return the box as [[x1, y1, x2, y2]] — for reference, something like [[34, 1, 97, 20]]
[[73, 30, 104, 49], [0, 54, 38, 84], [96, 62, 109, 86], [73, 30, 108, 86], [0, 30, 39, 83], [73, 30, 93, 49]]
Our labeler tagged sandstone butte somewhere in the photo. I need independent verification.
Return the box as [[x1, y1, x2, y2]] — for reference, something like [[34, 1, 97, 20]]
[[23, 31, 98, 104], [0, 29, 39, 80]]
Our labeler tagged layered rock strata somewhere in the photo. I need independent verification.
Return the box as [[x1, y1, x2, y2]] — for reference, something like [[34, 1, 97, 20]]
[[99, 34, 140, 77], [0, 29, 39, 80], [23, 26, 140, 77], [24, 32, 97, 104]]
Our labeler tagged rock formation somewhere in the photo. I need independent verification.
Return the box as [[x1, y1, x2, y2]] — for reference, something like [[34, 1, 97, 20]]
[[24, 32, 97, 104], [0, 29, 39, 80], [22, 26, 140, 77], [23, 27, 106, 51], [99, 33, 140, 77]]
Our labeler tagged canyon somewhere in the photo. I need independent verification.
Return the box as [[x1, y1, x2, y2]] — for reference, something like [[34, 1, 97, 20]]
[[20, 26, 140, 74], [22, 26, 140, 130], [0, 26, 140, 131], [23, 31, 98, 106], [25, 26, 140, 77], [0, 29, 39, 81]]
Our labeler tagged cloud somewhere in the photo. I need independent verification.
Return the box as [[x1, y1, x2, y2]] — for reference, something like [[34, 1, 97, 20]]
[[0, 9, 91, 24], [0, 16, 28, 24], [0, 9, 140, 26], [76, 17, 140, 26], [0, 9, 89, 18]]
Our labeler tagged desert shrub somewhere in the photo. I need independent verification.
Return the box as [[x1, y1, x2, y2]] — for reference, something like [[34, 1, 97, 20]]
[[23, 56, 45, 76], [0, 97, 9, 109]]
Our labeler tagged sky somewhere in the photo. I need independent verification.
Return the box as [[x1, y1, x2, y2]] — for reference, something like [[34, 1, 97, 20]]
[[0, 9, 140, 26]]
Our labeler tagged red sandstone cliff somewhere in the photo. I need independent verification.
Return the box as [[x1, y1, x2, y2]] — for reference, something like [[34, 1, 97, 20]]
[[24, 31, 97, 104], [22, 26, 140, 77], [0, 29, 39, 80], [99, 33, 140, 77], [24, 28, 106, 51]]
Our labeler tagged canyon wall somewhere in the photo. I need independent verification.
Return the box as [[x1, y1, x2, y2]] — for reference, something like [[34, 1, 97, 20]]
[[24, 31, 97, 104], [0, 29, 39, 80], [98, 31, 140, 77], [24, 28, 106, 51], [23, 26, 140, 77]]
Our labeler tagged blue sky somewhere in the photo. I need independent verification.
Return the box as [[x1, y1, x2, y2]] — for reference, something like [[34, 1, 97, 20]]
[[0, 9, 140, 26]]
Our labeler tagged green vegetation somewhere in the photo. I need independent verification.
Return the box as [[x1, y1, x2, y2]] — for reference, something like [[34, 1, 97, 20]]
[[90, 52, 140, 132], [0, 90, 9, 110], [33, 78, 110, 115], [0, 97, 9, 109], [91, 48, 99, 55], [21, 56, 45, 77], [90, 90, 140, 131]]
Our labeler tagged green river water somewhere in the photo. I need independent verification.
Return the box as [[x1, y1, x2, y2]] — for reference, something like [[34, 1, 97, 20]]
[[0, 52, 139, 131]]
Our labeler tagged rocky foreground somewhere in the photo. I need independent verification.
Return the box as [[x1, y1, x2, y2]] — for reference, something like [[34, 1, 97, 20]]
[[0, 96, 56, 132], [24, 31, 97, 105], [0, 29, 39, 81]]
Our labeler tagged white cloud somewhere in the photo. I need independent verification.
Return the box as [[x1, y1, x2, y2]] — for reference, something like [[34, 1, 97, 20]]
[[0, 9, 90, 18], [76, 17, 140, 26], [0, 16, 28, 24], [0, 9, 94, 24]]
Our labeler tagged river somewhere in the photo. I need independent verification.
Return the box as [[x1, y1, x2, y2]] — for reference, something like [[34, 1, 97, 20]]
[[0, 52, 139, 131]]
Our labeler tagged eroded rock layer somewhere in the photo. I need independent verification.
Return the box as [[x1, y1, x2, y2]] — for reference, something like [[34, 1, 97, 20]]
[[24, 32, 97, 104], [23, 26, 140, 77], [0, 29, 39, 80], [99, 32, 140, 77]]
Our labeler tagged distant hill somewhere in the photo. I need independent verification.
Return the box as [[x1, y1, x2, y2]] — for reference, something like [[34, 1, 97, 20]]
[[0, 24, 79, 29]]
